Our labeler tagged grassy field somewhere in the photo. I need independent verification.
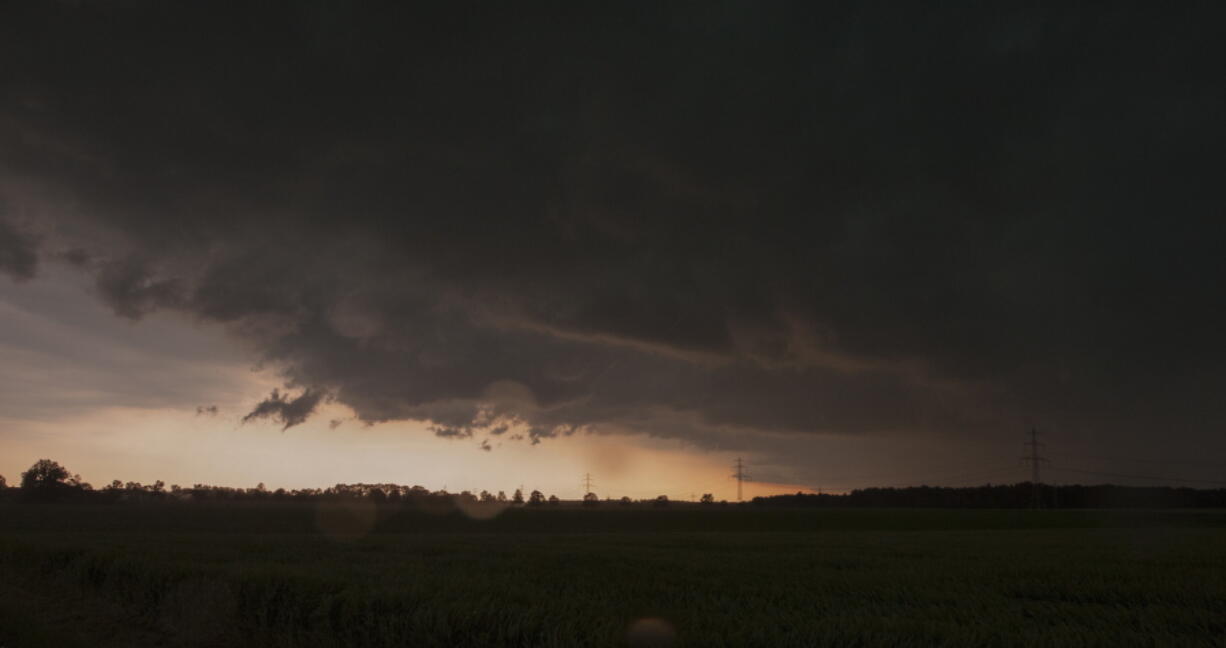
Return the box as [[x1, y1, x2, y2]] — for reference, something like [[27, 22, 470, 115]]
[[1, 503, 1224, 647]]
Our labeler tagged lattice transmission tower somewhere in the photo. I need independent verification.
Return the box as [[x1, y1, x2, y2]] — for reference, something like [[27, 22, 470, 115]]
[[731, 458, 751, 502], [1023, 428, 1048, 509]]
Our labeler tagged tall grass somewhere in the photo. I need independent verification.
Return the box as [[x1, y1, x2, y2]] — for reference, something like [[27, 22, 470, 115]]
[[1, 506, 1224, 647]]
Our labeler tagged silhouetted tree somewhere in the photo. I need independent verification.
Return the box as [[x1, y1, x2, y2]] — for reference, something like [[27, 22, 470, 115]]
[[528, 489, 545, 505], [496, 490, 507, 503], [21, 459, 69, 488], [512, 488, 524, 505], [479, 490, 495, 503], [619, 496, 632, 506], [67, 473, 91, 491], [547, 494, 560, 505], [0, 474, 6, 489], [582, 492, 600, 507], [20, 459, 73, 499], [653, 495, 670, 507], [700, 493, 715, 505]]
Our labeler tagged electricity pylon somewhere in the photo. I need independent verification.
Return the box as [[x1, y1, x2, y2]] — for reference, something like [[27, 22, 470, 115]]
[[1023, 428, 1048, 509], [731, 458, 751, 502]]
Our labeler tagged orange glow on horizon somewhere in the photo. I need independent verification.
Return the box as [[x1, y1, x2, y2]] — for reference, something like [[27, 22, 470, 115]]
[[0, 397, 809, 503]]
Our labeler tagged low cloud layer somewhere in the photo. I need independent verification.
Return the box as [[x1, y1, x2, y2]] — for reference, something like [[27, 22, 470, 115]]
[[1, 2, 1223, 477], [0, 216, 38, 280]]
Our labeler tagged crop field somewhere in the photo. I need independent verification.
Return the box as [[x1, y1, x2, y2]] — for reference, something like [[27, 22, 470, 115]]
[[1, 504, 1224, 647]]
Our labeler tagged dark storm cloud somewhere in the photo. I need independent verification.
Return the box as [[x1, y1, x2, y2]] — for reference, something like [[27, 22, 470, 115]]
[[431, 426, 474, 440], [1, 2, 1224, 461], [242, 389, 324, 431], [96, 257, 184, 320], [0, 216, 38, 280]]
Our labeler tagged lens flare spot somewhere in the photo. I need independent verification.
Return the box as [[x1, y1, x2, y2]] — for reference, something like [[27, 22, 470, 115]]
[[314, 499, 377, 541], [627, 617, 676, 648], [454, 497, 510, 520]]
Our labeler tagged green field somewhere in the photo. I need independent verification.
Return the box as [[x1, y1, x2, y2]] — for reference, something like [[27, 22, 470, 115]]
[[2, 504, 1224, 647]]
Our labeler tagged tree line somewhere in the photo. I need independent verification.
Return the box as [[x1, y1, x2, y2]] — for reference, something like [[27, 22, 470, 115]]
[[14, 459, 1221, 509], [752, 483, 1226, 509], [0, 459, 690, 507]]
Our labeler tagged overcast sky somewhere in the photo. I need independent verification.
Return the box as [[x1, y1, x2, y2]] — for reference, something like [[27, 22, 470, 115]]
[[2, 2, 1224, 495]]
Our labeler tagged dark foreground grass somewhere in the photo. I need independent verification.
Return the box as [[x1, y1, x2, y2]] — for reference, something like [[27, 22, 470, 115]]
[[1, 504, 1224, 647]]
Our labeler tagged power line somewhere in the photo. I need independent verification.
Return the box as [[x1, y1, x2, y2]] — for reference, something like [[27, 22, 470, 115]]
[[1046, 466, 1226, 486], [723, 431, 1226, 500], [917, 464, 1025, 486], [815, 464, 1021, 493], [816, 462, 1226, 493], [1046, 452, 1226, 471], [813, 461, 1019, 489]]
